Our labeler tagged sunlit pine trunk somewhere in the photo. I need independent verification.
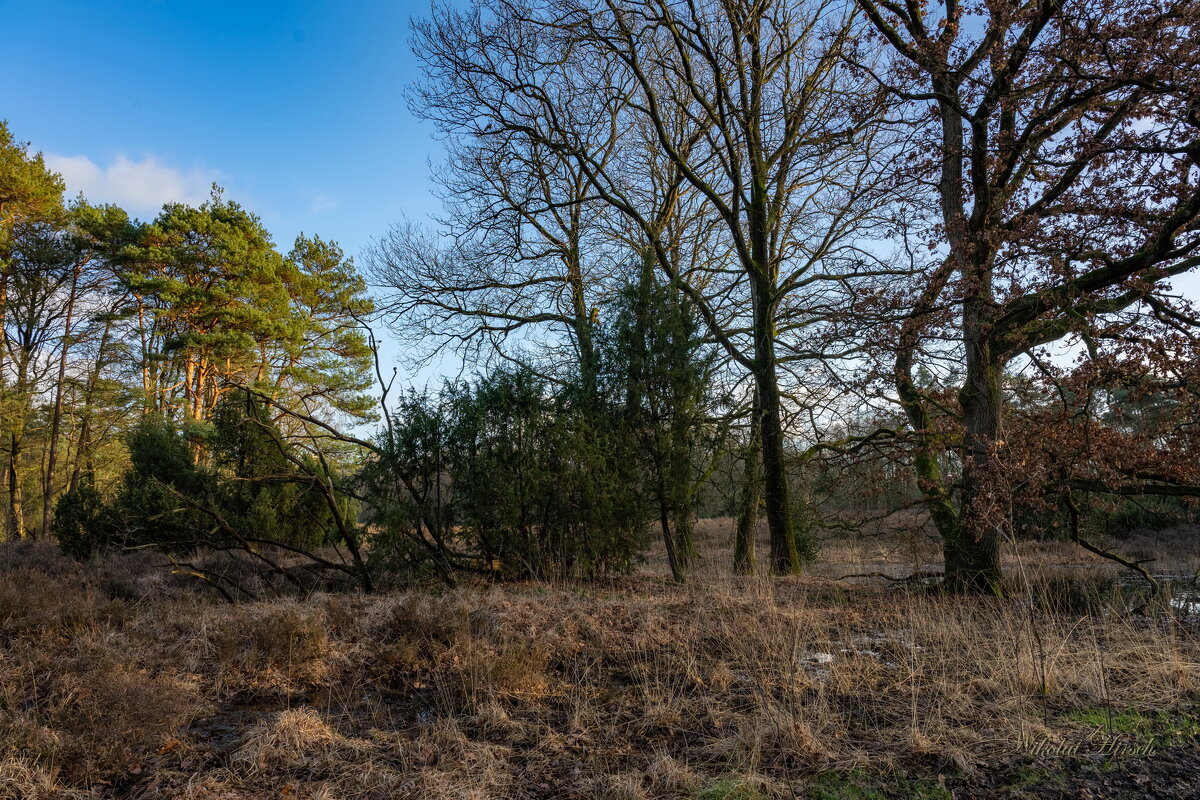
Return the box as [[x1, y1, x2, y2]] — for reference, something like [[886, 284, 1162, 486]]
[[6, 351, 31, 540], [0, 264, 9, 540], [5, 431, 23, 540], [183, 353, 196, 422], [135, 297, 155, 415], [192, 356, 207, 422]]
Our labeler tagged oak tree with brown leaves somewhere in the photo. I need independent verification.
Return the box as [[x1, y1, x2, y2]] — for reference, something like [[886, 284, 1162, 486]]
[[857, 0, 1200, 591]]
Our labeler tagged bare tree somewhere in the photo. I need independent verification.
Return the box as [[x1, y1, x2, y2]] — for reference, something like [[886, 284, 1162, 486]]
[[400, 0, 897, 573], [371, 13, 630, 391]]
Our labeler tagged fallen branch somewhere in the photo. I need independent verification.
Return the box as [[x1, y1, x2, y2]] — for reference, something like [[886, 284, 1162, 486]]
[[834, 570, 943, 583], [1064, 489, 1161, 607]]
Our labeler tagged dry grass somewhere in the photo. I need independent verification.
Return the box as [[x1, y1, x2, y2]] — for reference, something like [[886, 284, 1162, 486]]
[[0, 533, 1197, 798]]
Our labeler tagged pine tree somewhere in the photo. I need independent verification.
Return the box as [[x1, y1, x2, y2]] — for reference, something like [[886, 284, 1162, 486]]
[[604, 259, 721, 582], [0, 122, 64, 539]]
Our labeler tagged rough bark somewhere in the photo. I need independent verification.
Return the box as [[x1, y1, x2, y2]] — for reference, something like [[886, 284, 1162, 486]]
[[752, 272, 799, 574], [952, 291, 1004, 593], [734, 394, 762, 575], [0, 265, 9, 540]]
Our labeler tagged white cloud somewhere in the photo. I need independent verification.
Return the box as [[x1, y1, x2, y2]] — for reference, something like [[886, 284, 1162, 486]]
[[44, 153, 217, 217], [309, 192, 338, 213]]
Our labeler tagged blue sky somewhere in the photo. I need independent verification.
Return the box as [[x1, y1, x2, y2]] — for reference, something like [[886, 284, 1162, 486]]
[[5, 0, 1198, 322], [4, 0, 439, 262]]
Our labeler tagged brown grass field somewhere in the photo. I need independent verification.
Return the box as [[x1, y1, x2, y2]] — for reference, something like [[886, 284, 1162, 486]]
[[1, 520, 1199, 799]]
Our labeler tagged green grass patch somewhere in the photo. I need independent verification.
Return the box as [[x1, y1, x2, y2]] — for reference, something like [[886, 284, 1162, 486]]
[[1004, 764, 1068, 792], [694, 777, 769, 800], [1064, 707, 1200, 739], [806, 769, 952, 800]]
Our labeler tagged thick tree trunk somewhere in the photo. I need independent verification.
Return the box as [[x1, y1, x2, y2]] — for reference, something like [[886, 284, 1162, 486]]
[[924, 80, 1004, 593], [942, 528, 1002, 593], [668, 408, 697, 569], [893, 251, 1002, 593], [950, 300, 1005, 593], [747, 126, 799, 574], [748, 271, 799, 574], [570, 280, 597, 401], [568, 222, 598, 403], [904, 317, 1004, 593], [673, 508, 696, 569], [759, 375, 799, 574], [734, 395, 762, 575]]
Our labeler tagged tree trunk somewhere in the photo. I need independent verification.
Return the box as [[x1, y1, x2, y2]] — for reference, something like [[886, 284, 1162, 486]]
[[658, 493, 683, 583], [0, 264, 10, 540], [673, 508, 696, 569], [929, 79, 1004, 593], [942, 526, 1001, 593], [5, 330, 31, 540], [734, 395, 762, 575], [568, 260, 597, 401], [759, 369, 799, 574], [7, 429, 25, 540], [69, 318, 113, 494], [135, 297, 156, 415], [750, 267, 798, 574], [949, 298, 1004, 593], [747, 118, 799, 574], [41, 264, 80, 538]]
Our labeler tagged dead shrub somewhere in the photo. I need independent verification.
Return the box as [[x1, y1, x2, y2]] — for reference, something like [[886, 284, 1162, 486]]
[[205, 602, 330, 678], [367, 593, 472, 646], [435, 637, 551, 713], [232, 707, 362, 777], [320, 593, 368, 637], [0, 757, 83, 800]]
